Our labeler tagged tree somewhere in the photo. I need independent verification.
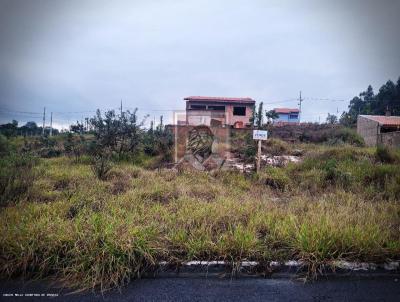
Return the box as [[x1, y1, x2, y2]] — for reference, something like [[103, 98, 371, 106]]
[[143, 115, 173, 160], [255, 102, 264, 128], [342, 76, 400, 126], [70, 121, 84, 134], [339, 111, 353, 127], [0, 120, 18, 137], [24, 121, 38, 129], [89, 109, 147, 157], [249, 105, 256, 126], [326, 113, 338, 124], [265, 110, 279, 124]]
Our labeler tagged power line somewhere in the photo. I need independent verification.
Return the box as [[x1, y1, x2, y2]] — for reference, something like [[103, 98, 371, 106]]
[[0, 109, 42, 115], [262, 99, 299, 105], [304, 97, 345, 102]]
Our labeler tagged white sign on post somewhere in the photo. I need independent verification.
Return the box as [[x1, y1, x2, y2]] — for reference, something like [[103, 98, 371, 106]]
[[253, 130, 268, 173], [253, 130, 268, 140]]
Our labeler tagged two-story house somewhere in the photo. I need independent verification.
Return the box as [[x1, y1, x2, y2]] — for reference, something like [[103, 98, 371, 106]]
[[184, 96, 255, 128]]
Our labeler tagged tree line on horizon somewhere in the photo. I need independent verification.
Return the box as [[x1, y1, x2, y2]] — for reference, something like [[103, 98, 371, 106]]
[[339, 76, 400, 126]]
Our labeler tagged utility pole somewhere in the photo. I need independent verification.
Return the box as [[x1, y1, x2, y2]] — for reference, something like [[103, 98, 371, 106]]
[[298, 91, 303, 123], [42, 107, 46, 136], [120, 99, 123, 117], [50, 112, 53, 136]]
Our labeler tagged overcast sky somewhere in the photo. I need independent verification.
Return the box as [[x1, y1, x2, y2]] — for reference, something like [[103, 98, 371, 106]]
[[0, 0, 399, 129]]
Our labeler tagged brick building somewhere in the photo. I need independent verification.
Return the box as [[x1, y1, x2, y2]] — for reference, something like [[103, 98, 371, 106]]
[[184, 96, 255, 128], [357, 115, 400, 147]]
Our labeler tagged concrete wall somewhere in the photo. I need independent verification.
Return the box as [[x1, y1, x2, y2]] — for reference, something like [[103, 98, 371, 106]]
[[357, 116, 379, 146], [225, 105, 254, 127], [186, 110, 225, 126], [379, 131, 400, 147]]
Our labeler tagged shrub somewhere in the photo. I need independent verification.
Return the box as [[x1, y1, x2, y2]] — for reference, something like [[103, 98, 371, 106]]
[[0, 152, 38, 206], [297, 126, 365, 146], [64, 133, 89, 162], [314, 147, 371, 163], [375, 145, 399, 164], [363, 164, 400, 199], [263, 138, 290, 156], [334, 128, 365, 147], [91, 154, 112, 180], [321, 159, 352, 188], [259, 167, 291, 191], [0, 134, 10, 155], [37, 136, 61, 158], [230, 132, 256, 161]]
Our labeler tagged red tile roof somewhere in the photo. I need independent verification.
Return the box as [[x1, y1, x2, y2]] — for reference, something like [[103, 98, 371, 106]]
[[360, 115, 400, 126], [273, 108, 300, 114], [184, 96, 255, 104]]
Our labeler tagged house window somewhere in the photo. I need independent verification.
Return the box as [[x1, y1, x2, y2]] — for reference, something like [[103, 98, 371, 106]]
[[208, 105, 225, 111], [233, 106, 246, 116], [289, 114, 298, 119], [190, 104, 206, 110]]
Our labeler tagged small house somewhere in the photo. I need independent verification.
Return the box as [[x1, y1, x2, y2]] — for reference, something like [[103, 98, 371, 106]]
[[273, 108, 300, 124], [357, 115, 400, 147]]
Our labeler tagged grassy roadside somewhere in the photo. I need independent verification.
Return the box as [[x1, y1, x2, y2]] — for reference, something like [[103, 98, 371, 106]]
[[1, 145, 400, 291]]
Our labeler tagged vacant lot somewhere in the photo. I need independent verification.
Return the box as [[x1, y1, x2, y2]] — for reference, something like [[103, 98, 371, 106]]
[[1, 143, 400, 291]]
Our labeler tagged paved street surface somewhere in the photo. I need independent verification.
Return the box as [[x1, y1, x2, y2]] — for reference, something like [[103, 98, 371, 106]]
[[1, 276, 399, 302]]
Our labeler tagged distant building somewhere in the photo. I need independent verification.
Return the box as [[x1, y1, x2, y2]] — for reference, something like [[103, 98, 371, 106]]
[[273, 108, 300, 124], [357, 115, 400, 147], [184, 96, 255, 128]]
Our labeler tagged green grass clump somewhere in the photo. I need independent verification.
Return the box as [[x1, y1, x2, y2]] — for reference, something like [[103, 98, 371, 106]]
[[0, 153, 39, 206], [375, 145, 400, 164], [327, 128, 365, 147], [263, 138, 291, 156], [259, 167, 291, 192]]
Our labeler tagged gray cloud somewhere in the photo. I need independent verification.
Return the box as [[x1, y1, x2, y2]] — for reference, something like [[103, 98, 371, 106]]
[[0, 0, 399, 128]]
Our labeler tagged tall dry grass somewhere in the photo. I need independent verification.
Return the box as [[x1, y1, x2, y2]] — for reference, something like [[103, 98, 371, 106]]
[[0, 147, 399, 290]]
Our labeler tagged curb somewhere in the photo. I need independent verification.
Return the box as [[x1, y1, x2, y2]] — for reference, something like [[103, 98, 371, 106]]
[[152, 260, 400, 278]]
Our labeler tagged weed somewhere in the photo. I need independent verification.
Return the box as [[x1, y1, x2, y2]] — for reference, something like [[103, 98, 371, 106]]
[[91, 154, 112, 180], [0, 152, 38, 206], [263, 138, 291, 156], [375, 145, 399, 164], [259, 167, 291, 191], [321, 159, 351, 187]]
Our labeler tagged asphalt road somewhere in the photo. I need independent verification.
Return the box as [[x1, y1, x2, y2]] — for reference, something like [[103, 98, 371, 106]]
[[1, 276, 399, 302]]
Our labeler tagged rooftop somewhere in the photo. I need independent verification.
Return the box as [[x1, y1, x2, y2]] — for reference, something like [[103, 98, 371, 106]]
[[184, 96, 255, 104], [360, 115, 400, 126], [273, 108, 300, 114]]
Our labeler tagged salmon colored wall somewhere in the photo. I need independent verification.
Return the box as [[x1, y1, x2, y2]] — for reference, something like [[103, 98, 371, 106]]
[[225, 104, 253, 127]]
